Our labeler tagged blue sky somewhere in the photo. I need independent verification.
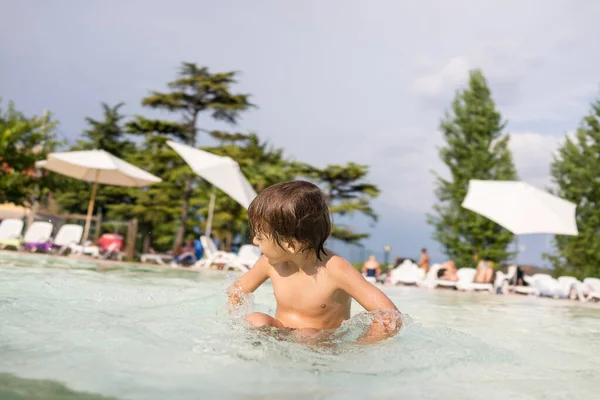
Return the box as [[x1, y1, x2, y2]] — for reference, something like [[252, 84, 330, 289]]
[[1, 0, 599, 265]]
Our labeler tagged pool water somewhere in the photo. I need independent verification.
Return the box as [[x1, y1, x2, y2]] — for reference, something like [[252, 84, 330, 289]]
[[1, 253, 600, 399]]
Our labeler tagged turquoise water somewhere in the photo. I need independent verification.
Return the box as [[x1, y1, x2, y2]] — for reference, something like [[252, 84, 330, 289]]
[[1, 253, 600, 399]]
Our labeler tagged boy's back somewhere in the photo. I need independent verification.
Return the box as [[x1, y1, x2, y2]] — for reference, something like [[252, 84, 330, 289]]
[[227, 180, 401, 343]]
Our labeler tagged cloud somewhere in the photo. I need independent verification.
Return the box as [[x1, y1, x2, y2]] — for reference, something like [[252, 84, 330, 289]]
[[412, 42, 548, 110], [509, 131, 577, 189], [413, 57, 471, 100], [509, 132, 561, 189], [366, 130, 571, 215]]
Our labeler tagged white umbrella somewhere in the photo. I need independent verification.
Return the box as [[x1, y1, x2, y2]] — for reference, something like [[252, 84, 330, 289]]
[[461, 180, 578, 236], [39, 149, 162, 241], [461, 179, 578, 275], [166, 140, 257, 236]]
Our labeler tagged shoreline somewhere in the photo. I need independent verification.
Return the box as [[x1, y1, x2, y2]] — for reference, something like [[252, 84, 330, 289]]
[[0, 249, 232, 275]]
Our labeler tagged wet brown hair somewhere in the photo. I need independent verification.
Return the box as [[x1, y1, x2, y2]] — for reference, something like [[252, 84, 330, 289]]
[[248, 180, 331, 260]]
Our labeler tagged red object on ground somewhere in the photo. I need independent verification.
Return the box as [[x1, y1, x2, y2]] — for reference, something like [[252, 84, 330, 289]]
[[97, 233, 124, 252]]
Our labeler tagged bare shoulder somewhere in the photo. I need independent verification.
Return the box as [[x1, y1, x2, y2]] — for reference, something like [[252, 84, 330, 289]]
[[253, 255, 273, 275], [234, 254, 272, 292], [323, 251, 360, 277]]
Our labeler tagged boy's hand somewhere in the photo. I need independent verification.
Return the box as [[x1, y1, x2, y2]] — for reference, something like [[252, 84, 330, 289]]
[[355, 308, 402, 344], [330, 257, 402, 343]]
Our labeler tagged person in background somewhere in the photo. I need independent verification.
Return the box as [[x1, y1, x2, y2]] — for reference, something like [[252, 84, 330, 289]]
[[362, 254, 381, 282], [418, 248, 430, 273], [193, 238, 204, 261], [182, 238, 194, 254], [437, 260, 458, 281], [474, 256, 494, 283], [172, 238, 196, 266]]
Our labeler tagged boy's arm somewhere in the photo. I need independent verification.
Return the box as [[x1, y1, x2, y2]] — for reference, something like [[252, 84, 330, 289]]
[[226, 255, 270, 311], [331, 257, 402, 344]]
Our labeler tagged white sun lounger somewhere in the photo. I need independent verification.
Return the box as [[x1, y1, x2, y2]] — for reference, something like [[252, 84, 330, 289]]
[[455, 268, 495, 293], [23, 221, 54, 245], [194, 236, 260, 272], [0, 218, 24, 249], [389, 260, 424, 285], [417, 264, 459, 289], [51, 224, 83, 254], [583, 278, 600, 301], [531, 275, 584, 299], [502, 265, 540, 295], [140, 253, 174, 264], [531, 274, 561, 298], [227, 244, 261, 271], [557, 276, 585, 300]]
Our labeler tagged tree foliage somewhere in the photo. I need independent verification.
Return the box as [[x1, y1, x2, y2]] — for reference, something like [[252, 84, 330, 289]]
[[1, 62, 381, 256], [0, 99, 61, 206], [545, 97, 600, 279], [428, 69, 518, 267], [106, 134, 194, 252], [302, 162, 380, 243], [128, 63, 254, 248], [75, 102, 134, 157]]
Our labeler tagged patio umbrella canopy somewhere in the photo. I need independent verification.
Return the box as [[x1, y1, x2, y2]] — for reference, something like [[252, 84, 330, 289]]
[[39, 150, 162, 241], [166, 141, 257, 235], [461, 179, 578, 236]]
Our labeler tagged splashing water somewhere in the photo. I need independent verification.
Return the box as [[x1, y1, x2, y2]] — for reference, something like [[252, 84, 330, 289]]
[[1, 253, 600, 399]]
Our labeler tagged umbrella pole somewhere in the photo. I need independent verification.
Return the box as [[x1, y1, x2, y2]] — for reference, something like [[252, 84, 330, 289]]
[[83, 171, 100, 242], [205, 187, 217, 238], [511, 236, 520, 286]]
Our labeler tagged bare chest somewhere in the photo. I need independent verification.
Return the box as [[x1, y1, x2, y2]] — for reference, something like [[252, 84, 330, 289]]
[[270, 270, 349, 318]]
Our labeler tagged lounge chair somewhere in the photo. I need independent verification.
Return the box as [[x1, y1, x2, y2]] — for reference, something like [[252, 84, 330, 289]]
[[583, 278, 600, 301], [416, 263, 459, 289], [455, 267, 495, 293], [141, 252, 174, 265], [20, 221, 54, 252], [530, 275, 583, 299], [0, 218, 24, 249], [194, 236, 260, 272], [530, 274, 560, 298], [141, 240, 200, 266], [23, 224, 83, 255], [223, 244, 261, 271], [388, 259, 424, 285], [503, 265, 540, 295], [195, 236, 237, 267], [69, 233, 124, 260], [557, 276, 585, 300]]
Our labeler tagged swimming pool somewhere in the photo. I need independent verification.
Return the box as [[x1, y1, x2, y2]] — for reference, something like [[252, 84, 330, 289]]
[[1, 253, 599, 399]]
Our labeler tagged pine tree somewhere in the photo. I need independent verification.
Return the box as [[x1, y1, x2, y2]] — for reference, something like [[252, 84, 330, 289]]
[[428, 69, 518, 267], [545, 97, 600, 279], [76, 102, 134, 157], [127, 63, 253, 249]]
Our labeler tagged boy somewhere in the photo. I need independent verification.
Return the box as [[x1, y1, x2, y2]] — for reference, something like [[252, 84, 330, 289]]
[[227, 180, 401, 344]]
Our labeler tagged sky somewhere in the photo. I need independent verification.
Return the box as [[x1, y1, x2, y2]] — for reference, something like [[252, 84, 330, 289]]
[[1, 0, 599, 265]]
